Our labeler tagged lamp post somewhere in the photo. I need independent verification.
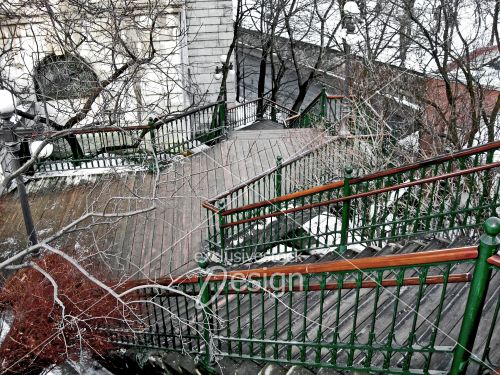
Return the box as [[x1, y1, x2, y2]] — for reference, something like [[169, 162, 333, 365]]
[[214, 54, 235, 103], [0, 89, 38, 247], [339, 0, 360, 136]]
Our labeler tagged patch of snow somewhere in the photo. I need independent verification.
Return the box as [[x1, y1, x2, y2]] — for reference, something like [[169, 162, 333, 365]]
[[255, 245, 297, 263], [0, 311, 13, 346], [398, 132, 419, 153], [41, 367, 62, 375], [0, 238, 17, 246], [33, 163, 147, 179], [190, 143, 211, 154], [37, 228, 53, 237], [41, 353, 114, 375]]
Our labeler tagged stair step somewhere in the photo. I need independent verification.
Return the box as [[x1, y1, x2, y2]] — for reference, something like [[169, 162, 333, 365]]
[[449, 236, 473, 247], [399, 242, 423, 254], [286, 366, 315, 375], [216, 358, 240, 374], [161, 352, 197, 374], [356, 245, 380, 258], [379, 243, 402, 255], [258, 363, 288, 375], [420, 237, 451, 251], [234, 360, 262, 374]]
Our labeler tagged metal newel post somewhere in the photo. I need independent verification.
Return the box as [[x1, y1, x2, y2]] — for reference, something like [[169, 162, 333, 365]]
[[339, 166, 353, 253], [219, 100, 226, 133], [449, 217, 500, 375], [320, 85, 327, 119], [197, 256, 216, 374], [271, 103, 277, 122], [275, 155, 283, 197], [257, 96, 264, 119], [218, 201, 226, 262], [3, 121, 38, 247]]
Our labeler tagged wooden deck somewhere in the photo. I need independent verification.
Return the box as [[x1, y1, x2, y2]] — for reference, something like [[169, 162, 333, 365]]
[[0, 128, 325, 279]]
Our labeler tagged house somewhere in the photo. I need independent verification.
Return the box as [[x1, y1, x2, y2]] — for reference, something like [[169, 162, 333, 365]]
[[421, 46, 500, 155], [0, 0, 235, 125], [0, 0, 236, 183]]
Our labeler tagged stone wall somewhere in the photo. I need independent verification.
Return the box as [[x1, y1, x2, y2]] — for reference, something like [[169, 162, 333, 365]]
[[185, 0, 236, 105]]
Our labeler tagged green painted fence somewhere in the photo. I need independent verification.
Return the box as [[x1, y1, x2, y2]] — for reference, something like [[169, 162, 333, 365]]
[[104, 218, 500, 375], [204, 141, 499, 263], [10, 101, 225, 172]]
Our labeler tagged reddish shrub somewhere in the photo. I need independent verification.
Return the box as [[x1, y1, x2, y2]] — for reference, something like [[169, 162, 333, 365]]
[[0, 253, 140, 374]]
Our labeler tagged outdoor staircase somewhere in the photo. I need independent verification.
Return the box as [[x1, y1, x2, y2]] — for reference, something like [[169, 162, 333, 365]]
[[103, 234, 498, 375], [10, 93, 497, 374], [99, 137, 499, 375]]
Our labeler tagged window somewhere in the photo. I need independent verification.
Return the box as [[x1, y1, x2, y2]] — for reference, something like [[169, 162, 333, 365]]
[[34, 54, 99, 101]]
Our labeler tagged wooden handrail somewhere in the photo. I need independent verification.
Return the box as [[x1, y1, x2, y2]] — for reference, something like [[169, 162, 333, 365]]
[[202, 201, 219, 213], [221, 141, 500, 217], [14, 101, 223, 138], [119, 246, 477, 288], [284, 93, 321, 123], [222, 161, 500, 225], [488, 255, 500, 268], [285, 113, 301, 122], [125, 273, 471, 297]]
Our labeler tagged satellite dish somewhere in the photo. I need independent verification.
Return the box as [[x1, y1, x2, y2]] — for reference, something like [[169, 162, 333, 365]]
[[30, 140, 54, 159]]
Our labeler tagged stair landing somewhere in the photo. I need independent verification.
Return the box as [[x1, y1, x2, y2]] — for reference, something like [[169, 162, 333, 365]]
[[0, 128, 329, 279]]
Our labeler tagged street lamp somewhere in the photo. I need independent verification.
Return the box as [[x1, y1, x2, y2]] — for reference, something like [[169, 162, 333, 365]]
[[339, 0, 361, 136], [0, 89, 38, 247], [214, 54, 235, 102]]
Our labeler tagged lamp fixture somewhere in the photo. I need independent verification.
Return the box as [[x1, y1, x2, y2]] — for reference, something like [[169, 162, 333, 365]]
[[0, 89, 17, 119]]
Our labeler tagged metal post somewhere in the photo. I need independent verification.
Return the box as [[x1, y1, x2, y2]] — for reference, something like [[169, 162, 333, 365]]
[[257, 96, 264, 120], [3, 120, 38, 247], [449, 217, 500, 375], [339, 166, 353, 253], [196, 256, 217, 374], [218, 201, 226, 262], [275, 155, 283, 197], [147, 117, 157, 157], [320, 85, 327, 119], [218, 100, 226, 138]]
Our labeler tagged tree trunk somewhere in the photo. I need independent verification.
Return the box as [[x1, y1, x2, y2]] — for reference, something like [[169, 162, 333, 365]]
[[291, 80, 310, 112], [257, 44, 270, 117]]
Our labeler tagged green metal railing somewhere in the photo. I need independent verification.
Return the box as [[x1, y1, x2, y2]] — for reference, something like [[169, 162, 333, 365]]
[[284, 88, 347, 131], [204, 135, 380, 211], [204, 141, 499, 262], [104, 218, 500, 375], [285, 89, 394, 141], [226, 97, 297, 129], [13, 102, 225, 172]]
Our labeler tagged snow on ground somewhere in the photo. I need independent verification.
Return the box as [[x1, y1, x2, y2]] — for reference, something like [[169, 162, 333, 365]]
[[397, 131, 419, 154], [0, 238, 17, 246], [28, 139, 213, 180], [255, 245, 298, 263], [41, 355, 114, 375], [0, 311, 12, 347]]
